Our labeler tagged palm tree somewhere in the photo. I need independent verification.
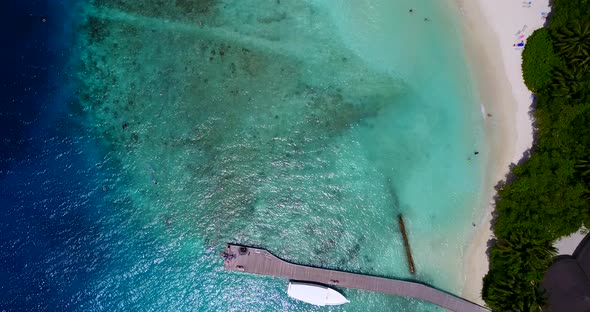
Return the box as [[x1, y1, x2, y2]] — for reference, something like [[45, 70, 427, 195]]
[[555, 21, 590, 67], [551, 67, 589, 99], [575, 159, 590, 178], [575, 159, 590, 198], [486, 233, 556, 311], [485, 275, 545, 312], [495, 233, 557, 264]]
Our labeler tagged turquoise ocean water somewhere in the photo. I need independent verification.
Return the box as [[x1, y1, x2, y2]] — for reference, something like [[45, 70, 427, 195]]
[[69, 0, 485, 310]]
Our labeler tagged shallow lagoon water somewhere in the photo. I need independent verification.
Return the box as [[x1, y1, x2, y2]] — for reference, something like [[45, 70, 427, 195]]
[[2, 0, 485, 311]]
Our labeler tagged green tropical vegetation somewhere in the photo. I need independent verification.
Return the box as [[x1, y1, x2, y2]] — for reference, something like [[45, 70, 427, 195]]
[[482, 0, 590, 311], [522, 28, 559, 92]]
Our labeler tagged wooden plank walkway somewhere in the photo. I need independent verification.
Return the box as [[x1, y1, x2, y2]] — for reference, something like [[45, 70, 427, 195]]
[[223, 244, 489, 312]]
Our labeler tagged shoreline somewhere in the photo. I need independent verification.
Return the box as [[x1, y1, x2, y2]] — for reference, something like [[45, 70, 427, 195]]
[[453, 0, 551, 304]]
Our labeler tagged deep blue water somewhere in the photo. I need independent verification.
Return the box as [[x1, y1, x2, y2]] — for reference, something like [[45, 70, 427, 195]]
[[0, 1, 105, 310]]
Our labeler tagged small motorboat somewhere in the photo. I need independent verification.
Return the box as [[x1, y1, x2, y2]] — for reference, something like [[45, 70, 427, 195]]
[[287, 282, 349, 306]]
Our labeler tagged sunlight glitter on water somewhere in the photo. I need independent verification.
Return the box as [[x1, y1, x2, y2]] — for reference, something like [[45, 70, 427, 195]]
[[72, 0, 485, 310]]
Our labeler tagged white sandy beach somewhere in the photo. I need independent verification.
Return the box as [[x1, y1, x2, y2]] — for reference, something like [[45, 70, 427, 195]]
[[554, 228, 588, 255], [454, 0, 551, 304]]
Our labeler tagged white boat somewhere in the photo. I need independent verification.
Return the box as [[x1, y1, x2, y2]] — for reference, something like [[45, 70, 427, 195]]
[[287, 282, 350, 306]]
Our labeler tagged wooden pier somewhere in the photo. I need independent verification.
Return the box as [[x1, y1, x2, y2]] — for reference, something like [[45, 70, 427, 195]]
[[223, 244, 489, 312]]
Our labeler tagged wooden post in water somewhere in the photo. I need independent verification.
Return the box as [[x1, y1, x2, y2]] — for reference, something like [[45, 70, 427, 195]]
[[398, 214, 416, 274]]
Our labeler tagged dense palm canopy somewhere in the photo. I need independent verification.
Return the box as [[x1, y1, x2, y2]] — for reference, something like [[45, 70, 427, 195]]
[[495, 234, 557, 278], [484, 234, 556, 311], [551, 68, 589, 99], [555, 21, 590, 66], [576, 159, 590, 178], [483, 1, 590, 311], [576, 159, 590, 198]]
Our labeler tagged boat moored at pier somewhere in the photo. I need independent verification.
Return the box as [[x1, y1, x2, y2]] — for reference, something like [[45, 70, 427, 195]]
[[287, 282, 349, 306]]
